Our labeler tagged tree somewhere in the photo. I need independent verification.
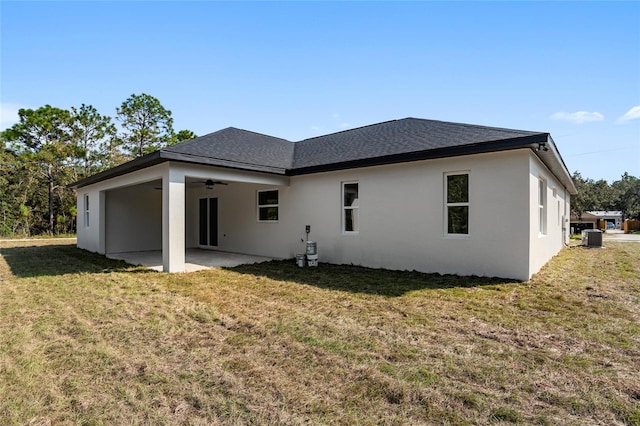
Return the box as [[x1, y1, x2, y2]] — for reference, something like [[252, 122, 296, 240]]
[[2, 105, 75, 235], [101, 134, 131, 170], [0, 134, 42, 236], [571, 171, 592, 221], [0, 141, 19, 235], [612, 173, 640, 219], [171, 129, 198, 145], [70, 104, 116, 176], [0, 98, 196, 237], [116, 93, 174, 157], [572, 170, 640, 223], [591, 178, 616, 211], [571, 172, 614, 219]]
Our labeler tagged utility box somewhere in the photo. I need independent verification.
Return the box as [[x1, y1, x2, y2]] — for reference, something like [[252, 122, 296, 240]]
[[582, 229, 603, 248]]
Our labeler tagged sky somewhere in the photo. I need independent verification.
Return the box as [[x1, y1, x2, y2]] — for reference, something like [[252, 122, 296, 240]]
[[1, 1, 639, 182]]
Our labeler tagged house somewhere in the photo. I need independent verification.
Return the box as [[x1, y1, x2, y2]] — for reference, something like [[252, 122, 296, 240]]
[[570, 211, 598, 233], [590, 211, 622, 229], [71, 118, 577, 280], [570, 211, 622, 233]]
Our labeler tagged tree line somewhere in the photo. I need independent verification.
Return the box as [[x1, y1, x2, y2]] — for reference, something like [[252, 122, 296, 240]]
[[571, 171, 640, 221], [0, 93, 197, 236]]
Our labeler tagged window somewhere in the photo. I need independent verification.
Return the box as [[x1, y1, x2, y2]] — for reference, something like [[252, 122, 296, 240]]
[[539, 178, 547, 235], [84, 194, 90, 228], [342, 182, 359, 233], [445, 173, 469, 235], [554, 187, 560, 226], [257, 190, 278, 221]]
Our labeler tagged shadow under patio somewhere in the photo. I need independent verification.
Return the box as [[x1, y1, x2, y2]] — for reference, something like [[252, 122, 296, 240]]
[[107, 248, 275, 272]]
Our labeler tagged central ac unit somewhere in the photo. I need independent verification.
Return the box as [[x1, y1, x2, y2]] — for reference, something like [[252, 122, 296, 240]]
[[582, 229, 603, 248]]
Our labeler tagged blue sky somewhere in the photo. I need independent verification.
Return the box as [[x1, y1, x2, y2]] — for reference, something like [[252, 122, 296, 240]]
[[1, 1, 639, 182]]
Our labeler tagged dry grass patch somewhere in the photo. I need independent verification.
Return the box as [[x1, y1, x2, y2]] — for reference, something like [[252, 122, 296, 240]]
[[1, 240, 639, 425]]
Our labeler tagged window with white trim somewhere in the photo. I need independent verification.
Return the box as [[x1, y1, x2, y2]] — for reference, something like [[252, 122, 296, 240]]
[[445, 172, 469, 235], [84, 194, 90, 228], [539, 178, 547, 235], [257, 190, 279, 221], [554, 187, 560, 226], [342, 182, 359, 233]]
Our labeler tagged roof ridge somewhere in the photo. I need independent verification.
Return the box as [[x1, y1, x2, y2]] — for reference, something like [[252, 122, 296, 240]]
[[295, 117, 543, 144], [163, 127, 293, 152], [226, 126, 293, 143], [404, 117, 545, 135]]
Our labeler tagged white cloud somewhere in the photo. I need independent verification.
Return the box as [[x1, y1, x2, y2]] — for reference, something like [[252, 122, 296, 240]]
[[1, 103, 25, 130], [550, 111, 604, 124], [331, 113, 340, 119], [338, 122, 351, 129], [617, 105, 640, 123]]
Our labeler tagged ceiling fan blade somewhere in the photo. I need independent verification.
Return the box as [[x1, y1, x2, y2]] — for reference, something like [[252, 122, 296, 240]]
[[186, 179, 229, 187], [201, 179, 229, 188]]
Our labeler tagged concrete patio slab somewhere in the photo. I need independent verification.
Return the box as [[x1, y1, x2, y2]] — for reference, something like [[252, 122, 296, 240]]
[[107, 249, 275, 272]]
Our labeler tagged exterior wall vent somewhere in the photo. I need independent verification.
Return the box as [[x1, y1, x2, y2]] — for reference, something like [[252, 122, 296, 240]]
[[582, 229, 603, 248]]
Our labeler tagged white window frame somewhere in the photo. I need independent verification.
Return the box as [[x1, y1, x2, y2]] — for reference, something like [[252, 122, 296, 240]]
[[539, 177, 547, 235], [84, 194, 90, 228], [444, 172, 470, 237], [553, 187, 559, 226], [342, 181, 359, 234], [257, 189, 279, 222]]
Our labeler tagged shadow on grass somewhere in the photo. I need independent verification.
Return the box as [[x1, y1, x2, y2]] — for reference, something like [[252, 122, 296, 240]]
[[1, 244, 153, 278], [229, 260, 517, 297]]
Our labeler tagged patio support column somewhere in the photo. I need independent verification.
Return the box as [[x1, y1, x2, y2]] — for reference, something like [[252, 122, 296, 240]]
[[162, 166, 185, 272]]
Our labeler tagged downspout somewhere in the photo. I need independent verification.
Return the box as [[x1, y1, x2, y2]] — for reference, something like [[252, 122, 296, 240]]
[[562, 186, 566, 246], [563, 186, 570, 247]]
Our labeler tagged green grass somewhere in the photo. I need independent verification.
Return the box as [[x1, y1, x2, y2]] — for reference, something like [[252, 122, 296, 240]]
[[0, 233, 77, 240], [1, 239, 639, 425]]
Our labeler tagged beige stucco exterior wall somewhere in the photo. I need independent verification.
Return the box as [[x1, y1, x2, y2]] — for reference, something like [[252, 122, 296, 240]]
[[184, 149, 541, 279], [527, 154, 570, 278], [104, 184, 162, 253], [185, 183, 295, 258], [280, 149, 534, 280], [77, 163, 169, 254], [77, 149, 570, 279]]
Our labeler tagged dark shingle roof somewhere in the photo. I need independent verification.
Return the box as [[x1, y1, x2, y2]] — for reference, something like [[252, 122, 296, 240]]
[[71, 117, 576, 193], [164, 127, 294, 171], [292, 118, 543, 171]]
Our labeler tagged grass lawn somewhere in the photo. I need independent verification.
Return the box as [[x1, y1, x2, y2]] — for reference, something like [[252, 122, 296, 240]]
[[0, 240, 639, 425]]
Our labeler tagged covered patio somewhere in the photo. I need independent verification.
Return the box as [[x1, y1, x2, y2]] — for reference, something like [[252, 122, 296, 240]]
[[107, 248, 275, 272], [75, 159, 290, 273]]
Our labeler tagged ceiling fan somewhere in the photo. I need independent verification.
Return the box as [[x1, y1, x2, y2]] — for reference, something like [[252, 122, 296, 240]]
[[193, 179, 228, 189], [154, 179, 229, 190]]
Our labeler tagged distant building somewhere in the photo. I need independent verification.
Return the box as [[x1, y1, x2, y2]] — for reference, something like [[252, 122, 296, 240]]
[[570, 210, 622, 233]]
